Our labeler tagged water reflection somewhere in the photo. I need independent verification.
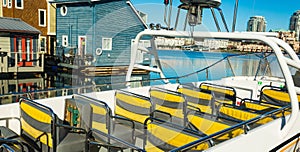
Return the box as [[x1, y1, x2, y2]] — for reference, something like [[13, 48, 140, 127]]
[[151, 51, 284, 85], [0, 51, 287, 105], [0, 72, 150, 105]]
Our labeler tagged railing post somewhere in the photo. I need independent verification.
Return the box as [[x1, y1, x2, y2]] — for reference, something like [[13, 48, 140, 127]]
[[14, 53, 18, 72], [41, 52, 44, 71]]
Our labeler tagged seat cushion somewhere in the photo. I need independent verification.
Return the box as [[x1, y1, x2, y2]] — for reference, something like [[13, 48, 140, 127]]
[[57, 133, 86, 152], [0, 126, 19, 139]]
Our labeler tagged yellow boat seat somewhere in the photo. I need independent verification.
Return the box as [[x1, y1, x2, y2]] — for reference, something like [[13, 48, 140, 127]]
[[200, 82, 237, 105], [144, 118, 211, 151], [150, 87, 188, 126]]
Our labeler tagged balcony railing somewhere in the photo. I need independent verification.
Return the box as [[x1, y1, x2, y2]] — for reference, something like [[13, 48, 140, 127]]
[[0, 51, 44, 73]]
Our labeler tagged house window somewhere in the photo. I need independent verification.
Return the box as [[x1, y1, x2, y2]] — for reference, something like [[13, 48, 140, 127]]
[[15, 0, 23, 9], [40, 37, 46, 52], [38, 9, 46, 27], [62, 35, 68, 47], [102, 38, 112, 50], [3, 0, 7, 7], [7, 0, 12, 8], [60, 5, 67, 16]]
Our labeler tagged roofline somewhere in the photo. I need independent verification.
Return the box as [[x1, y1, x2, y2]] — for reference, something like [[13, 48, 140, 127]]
[[0, 29, 41, 34], [48, 0, 121, 4], [126, 0, 148, 29], [49, 0, 148, 29], [48, 0, 90, 4]]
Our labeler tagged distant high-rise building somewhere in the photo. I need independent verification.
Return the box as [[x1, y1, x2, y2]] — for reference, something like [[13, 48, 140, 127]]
[[289, 10, 300, 41], [247, 16, 267, 32]]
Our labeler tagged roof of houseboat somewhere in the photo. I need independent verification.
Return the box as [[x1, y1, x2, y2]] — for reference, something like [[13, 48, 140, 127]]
[[0, 17, 41, 34]]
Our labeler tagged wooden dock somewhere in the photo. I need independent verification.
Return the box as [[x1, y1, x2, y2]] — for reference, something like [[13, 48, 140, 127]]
[[58, 63, 149, 76], [81, 66, 149, 76]]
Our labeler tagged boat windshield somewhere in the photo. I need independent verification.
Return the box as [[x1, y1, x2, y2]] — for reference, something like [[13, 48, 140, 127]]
[[128, 32, 297, 86]]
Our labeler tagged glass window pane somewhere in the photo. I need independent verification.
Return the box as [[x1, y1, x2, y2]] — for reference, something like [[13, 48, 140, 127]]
[[16, 0, 22, 7], [39, 10, 46, 26]]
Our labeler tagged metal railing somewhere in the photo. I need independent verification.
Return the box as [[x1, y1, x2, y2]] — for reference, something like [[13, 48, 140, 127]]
[[170, 105, 291, 152], [0, 51, 44, 73]]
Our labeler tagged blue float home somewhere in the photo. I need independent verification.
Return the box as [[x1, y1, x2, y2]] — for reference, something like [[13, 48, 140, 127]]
[[50, 0, 148, 68]]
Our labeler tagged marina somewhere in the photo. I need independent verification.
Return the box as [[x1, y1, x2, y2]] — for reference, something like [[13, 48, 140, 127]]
[[0, 0, 300, 152], [0, 29, 300, 151]]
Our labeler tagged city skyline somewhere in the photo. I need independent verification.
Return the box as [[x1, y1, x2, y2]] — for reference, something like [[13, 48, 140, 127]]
[[131, 0, 300, 32], [247, 16, 267, 32]]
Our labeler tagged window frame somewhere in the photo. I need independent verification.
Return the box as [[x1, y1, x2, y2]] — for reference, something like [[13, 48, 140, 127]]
[[40, 36, 46, 52], [7, 0, 12, 8], [38, 9, 46, 27], [60, 5, 68, 16], [62, 35, 68, 47], [15, 0, 23, 9], [102, 38, 112, 51], [3, 0, 7, 7]]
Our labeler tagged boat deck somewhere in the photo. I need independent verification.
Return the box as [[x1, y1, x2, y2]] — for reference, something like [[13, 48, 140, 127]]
[[0, 78, 292, 152]]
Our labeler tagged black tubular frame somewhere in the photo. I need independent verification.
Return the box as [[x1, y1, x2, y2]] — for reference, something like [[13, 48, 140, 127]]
[[170, 105, 291, 151], [20, 97, 89, 152], [73, 94, 144, 152]]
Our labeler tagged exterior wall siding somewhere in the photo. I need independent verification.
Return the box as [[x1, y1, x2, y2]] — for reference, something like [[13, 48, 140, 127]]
[[0, 34, 10, 52], [0, 0, 2, 17], [56, 0, 145, 66], [48, 3, 56, 34], [3, 0, 48, 36]]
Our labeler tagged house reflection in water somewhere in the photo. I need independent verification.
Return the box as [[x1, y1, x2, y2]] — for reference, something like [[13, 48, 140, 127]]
[[0, 72, 150, 105]]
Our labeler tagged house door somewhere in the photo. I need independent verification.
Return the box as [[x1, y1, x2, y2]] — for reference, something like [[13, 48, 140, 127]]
[[15, 37, 33, 66]]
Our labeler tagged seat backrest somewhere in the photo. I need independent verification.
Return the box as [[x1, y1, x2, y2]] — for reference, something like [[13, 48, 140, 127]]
[[260, 85, 300, 106], [187, 113, 243, 141], [218, 104, 273, 125], [72, 94, 111, 135], [73, 94, 138, 150], [178, 84, 214, 113], [144, 118, 211, 151], [115, 90, 152, 129], [19, 98, 56, 150], [64, 98, 92, 132], [240, 98, 277, 112], [149, 87, 187, 125], [200, 82, 236, 105]]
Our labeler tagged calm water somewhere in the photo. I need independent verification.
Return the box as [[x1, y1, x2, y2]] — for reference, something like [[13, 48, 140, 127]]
[[0, 51, 285, 104], [150, 50, 283, 85]]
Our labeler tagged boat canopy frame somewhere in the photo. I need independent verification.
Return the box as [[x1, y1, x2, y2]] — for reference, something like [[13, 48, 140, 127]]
[[126, 30, 300, 139]]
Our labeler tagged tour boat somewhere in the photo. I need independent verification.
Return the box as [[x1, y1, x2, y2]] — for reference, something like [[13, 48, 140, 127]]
[[1, 0, 300, 151], [0, 29, 300, 152]]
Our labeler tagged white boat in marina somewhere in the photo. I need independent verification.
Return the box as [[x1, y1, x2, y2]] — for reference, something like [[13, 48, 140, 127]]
[[1, 0, 300, 152]]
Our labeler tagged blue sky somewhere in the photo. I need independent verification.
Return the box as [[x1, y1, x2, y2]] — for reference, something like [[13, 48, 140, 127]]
[[131, 0, 300, 32]]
